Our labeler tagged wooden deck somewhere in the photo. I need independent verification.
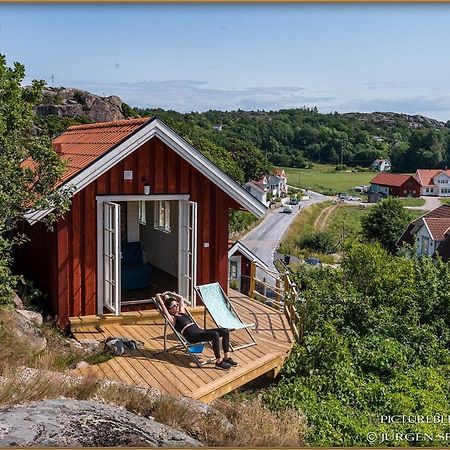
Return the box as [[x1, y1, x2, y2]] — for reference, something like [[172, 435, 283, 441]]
[[69, 290, 294, 403]]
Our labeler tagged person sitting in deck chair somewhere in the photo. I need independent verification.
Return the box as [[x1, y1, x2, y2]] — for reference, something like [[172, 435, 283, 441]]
[[155, 291, 238, 370]]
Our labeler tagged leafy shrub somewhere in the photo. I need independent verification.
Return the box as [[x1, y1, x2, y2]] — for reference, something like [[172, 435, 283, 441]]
[[264, 242, 450, 446], [297, 231, 337, 254]]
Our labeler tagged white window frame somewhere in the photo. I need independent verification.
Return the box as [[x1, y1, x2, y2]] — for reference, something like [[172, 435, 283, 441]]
[[138, 201, 146, 225], [154, 200, 171, 233], [421, 236, 430, 256]]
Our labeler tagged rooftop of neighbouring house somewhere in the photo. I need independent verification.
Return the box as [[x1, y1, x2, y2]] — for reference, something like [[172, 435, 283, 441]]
[[423, 217, 450, 241], [371, 172, 415, 187], [52, 117, 151, 184], [415, 169, 450, 187]]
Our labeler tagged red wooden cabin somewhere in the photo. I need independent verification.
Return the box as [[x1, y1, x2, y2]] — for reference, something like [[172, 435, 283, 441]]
[[16, 118, 266, 328]]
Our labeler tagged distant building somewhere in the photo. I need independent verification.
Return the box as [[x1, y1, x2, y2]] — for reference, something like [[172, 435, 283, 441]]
[[244, 169, 288, 204], [371, 158, 391, 172], [398, 205, 450, 261], [415, 169, 450, 197], [370, 173, 421, 198], [268, 169, 288, 198], [244, 176, 269, 206]]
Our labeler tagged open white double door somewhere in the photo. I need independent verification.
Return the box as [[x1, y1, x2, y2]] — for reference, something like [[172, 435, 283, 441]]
[[101, 199, 197, 315]]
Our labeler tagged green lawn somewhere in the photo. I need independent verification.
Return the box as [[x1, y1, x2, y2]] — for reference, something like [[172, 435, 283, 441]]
[[325, 205, 368, 241], [398, 197, 426, 207], [284, 164, 375, 195], [440, 198, 450, 206]]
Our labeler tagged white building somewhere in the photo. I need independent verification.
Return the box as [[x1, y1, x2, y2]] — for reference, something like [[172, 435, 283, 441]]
[[371, 158, 391, 172], [415, 169, 450, 197]]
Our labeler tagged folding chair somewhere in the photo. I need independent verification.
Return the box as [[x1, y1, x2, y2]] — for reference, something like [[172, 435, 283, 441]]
[[195, 282, 257, 351], [152, 298, 215, 368]]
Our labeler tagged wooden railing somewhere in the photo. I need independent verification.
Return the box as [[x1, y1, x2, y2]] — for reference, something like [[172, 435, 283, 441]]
[[247, 261, 303, 342]]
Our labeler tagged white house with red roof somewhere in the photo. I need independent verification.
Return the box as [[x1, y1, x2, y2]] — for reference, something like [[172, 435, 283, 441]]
[[415, 169, 450, 197], [268, 169, 288, 198], [244, 176, 269, 205], [398, 205, 450, 259], [371, 158, 391, 172], [244, 169, 288, 205]]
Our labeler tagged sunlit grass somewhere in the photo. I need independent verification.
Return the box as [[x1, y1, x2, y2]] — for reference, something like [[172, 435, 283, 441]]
[[283, 164, 375, 195]]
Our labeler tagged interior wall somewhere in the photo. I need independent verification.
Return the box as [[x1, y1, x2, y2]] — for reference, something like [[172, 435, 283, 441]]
[[139, 200, 179, 277], [127, 201, 140, 242]]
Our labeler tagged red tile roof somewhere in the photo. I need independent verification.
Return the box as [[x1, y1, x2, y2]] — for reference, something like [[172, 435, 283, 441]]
[[398, 205, 450, 246], [371, 172, 412, 187], [423, 217, 450, 241], [423, 204, 450, 219], [415, 169, 450, 187], [274, 169, 285, 177], [53, 117, 151, 184]]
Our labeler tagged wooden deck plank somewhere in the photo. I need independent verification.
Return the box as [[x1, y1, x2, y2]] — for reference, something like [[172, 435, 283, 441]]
[[95, 324, 170, 392], [70, 293, 294, 402], [130, 324, 207, 392], [133, 323, 218, 386], [106, 324, 184, 396]]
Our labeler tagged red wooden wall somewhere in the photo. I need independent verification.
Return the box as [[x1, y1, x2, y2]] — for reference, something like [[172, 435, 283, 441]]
[[16, 137, 237, 328]]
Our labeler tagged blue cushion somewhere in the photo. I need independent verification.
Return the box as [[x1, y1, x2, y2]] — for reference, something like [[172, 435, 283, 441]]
[[122, 242, 144, 265]]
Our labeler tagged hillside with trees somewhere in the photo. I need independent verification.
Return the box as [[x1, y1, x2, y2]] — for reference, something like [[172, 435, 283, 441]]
[[134, 107, 450, 174], [36, 90, 450, 183]]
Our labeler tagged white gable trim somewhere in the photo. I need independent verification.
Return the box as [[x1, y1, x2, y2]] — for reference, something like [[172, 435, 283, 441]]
[[228, 241, 268, 269], [25, 118, 266, 224]]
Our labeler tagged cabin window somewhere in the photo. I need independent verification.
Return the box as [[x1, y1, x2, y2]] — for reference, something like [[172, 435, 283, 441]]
[[421, 237, 429, 255], [138, 201, 146, 225], [154, 201, 171, 233]]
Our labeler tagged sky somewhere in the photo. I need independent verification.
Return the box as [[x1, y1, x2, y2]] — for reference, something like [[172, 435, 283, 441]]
[[2, 3, 450, 121]]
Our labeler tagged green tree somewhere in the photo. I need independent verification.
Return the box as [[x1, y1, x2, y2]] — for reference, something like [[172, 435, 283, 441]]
[[0, 55, 71, 303], [360, 197, 412, 252], [264, 243, 450, 446]]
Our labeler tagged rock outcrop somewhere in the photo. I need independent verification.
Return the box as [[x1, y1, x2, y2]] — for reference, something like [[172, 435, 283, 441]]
[[342, 111, 445, 131], [36, 87, 126, 122], [10, 310, 47, 352], [0, 399, 201, 447]]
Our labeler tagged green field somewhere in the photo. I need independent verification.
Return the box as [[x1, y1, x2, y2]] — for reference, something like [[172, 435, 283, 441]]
[[398, 197, 426, 207], [283, 164, 376, 195], [326, 205, 368, 241]]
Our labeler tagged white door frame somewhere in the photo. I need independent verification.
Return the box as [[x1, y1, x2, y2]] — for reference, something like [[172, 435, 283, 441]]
[[178, 200, 198, 306], [103, 201, 121, 315], [229, 256, 242, 292], [96, 194, 190, 315]]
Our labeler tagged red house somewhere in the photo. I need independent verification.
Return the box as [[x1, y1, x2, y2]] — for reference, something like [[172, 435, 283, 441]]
[[16, 118, 266, 328], [370, 173, 421, 198]]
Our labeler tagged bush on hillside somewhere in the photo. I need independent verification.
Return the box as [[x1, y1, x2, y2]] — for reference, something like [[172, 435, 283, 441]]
[[297, 231, 337, 254], [264, 242, 450, 446]]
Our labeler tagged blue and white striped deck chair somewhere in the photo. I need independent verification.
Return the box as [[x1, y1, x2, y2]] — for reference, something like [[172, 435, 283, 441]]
[[195, 282, 257, 351]]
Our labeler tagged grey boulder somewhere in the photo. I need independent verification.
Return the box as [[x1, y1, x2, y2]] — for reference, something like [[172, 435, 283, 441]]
[[0, 399, 201, 447]]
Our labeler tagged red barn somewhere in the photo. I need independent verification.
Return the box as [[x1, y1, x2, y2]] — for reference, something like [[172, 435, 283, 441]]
[[16, 118, 266, 328], [370, 173, 421, 198]]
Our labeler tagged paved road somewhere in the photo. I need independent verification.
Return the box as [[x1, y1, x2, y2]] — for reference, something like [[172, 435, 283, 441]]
[[241, 191, 331, 277]]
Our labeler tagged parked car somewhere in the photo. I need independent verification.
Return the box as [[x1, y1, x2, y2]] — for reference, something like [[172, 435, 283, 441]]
[[338, 193, 349, 201], [282, 205, 293, 213], [304, 257, 322, 266], [289, 198, 299, 205], [348, 196, 362, 202]]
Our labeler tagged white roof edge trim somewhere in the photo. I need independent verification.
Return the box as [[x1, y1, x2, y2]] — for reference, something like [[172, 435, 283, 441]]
[[228, 241, 268, 269], [153, 119, 266, 218], [26, 118, 267, 224], [422, 218, 435, 241]]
